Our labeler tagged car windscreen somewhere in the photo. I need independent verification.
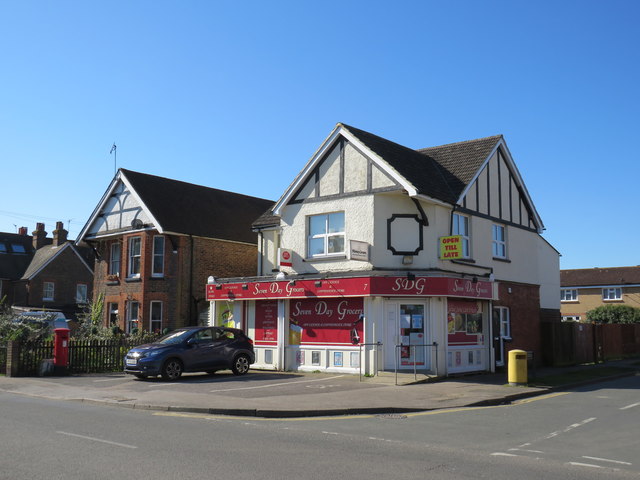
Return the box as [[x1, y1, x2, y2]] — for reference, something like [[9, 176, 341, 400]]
[[156, 330, 193, 345]]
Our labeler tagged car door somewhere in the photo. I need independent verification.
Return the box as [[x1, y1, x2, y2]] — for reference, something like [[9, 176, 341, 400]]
[[182, 328, 216, 370], [206, 328, 237, 369]]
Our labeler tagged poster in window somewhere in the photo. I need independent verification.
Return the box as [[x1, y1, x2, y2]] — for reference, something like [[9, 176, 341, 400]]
[[289, 298, 364, 345], [334, 351, 343, 367], [411, 315, 423, 329]]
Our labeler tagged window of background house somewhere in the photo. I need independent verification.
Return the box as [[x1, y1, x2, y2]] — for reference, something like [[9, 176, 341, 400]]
[[76, 284, 88, 303], [152, 236, 165, 277], [127, 301, 139, 333], [11, 244, 26, 254], [43, 282, 54, 301], [150, 301, 162, 333], [308, 212, 345, 257], [602, 287, 622, 301], [108, 303, 119, 327], [128, 237, 141, 277], [561, 289, 578, 302], [452, 213, 470, 258], [0, 243, 6, 253], [492, 224, 507, 258], [110, 242, 121, 276], [492, 306, 511, 338]]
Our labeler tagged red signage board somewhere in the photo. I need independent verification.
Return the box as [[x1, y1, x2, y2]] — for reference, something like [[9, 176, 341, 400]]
[[206, 276, 493, 301], [289, 297, 364, 346]]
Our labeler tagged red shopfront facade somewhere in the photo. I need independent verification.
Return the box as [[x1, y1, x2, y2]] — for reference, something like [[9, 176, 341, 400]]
[[206, 275, 496, 375]]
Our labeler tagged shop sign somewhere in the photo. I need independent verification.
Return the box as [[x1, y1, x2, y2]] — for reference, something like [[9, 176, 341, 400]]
[[278, 248, 293, 267], [349, 240, 369, 261], [206, 275, 493, 300], [439, 235, 463, 259], [289, 297, 364, 345]]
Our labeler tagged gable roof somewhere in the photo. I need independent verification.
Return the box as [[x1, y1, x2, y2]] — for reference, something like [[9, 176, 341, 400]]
[[561, 266, 640, 287], [270, 123, 543, 231], [78, 169, 275, 245], [21, 242, 93, 280]]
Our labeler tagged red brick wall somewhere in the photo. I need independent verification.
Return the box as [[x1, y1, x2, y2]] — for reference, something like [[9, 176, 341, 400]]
[[494, 282, 542, 362], [93, 232, 258, 332]]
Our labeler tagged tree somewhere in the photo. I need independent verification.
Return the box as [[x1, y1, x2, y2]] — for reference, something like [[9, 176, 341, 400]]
[[586, 304, 640, 324]]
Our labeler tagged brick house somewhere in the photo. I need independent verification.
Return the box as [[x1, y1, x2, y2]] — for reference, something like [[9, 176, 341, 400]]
[[560, 266, 640, 321], [76, 169, 273, 333], [1, 222, 94, 320], [206, 124, 560, 375]]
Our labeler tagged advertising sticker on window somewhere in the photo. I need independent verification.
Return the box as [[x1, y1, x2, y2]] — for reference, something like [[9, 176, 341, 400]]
[[289, 297, 364, 345]]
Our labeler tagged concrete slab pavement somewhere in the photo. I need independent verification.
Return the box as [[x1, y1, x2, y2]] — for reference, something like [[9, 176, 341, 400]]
[[0, 360, 637, 418]]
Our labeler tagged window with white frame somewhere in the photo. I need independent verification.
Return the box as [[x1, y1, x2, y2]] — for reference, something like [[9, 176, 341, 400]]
[[128, 237, 141, 277], [602, 287, 622, 301], [127, 301, 139, 333], [109, 242, 121, 276], [452, 213, 470, 258], [152, 236, 165, 277], [43, 282, 54, 301], [307, 212, 345, 257], [76, 284, 88, 303], [492, 224, 507, 258], [561, 289, 578, 302], [562, 316, 581, 322], [150, 301, 162, 333], [493, 306, 511, 338]]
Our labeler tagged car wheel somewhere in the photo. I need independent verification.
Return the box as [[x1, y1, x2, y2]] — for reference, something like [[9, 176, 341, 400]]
[[134, 374, 147, 380], [161, 359, 183, 381], [231, 354, 250, 375]]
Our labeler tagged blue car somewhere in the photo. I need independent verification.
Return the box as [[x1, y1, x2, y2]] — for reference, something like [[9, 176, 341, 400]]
[[124, 326, 255, 381]]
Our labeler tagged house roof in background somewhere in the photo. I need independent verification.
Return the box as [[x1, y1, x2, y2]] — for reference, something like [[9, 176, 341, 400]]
[[561, 266, 640, 287], [81, 169, 275, 245], [0, 232, 37, 280], [21, 242, 93, 280]]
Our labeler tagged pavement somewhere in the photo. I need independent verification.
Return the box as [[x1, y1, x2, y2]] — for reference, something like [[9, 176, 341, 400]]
[[0, 359, 638, 418]]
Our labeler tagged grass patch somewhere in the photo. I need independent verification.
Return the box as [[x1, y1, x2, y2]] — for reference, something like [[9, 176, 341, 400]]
[[529, 366, 635, 388]]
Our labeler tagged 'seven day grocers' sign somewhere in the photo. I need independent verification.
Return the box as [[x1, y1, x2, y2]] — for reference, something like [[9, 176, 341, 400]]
[[206, 276, 493, 300], [290, 297, 364, 345]]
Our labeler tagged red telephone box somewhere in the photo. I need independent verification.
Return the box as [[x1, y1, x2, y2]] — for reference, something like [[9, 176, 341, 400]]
[[54, 328, 70, 374]]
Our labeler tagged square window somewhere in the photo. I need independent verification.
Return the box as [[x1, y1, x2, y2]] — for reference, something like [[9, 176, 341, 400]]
[[307, 212, 345, 258]]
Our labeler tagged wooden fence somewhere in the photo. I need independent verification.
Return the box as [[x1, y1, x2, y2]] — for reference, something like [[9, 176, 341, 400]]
[[4, 338, 156, 376], [541, 322, 640, 366]]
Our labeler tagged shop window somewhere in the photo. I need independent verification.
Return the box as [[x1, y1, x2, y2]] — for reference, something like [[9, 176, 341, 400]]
[[128, 237, 141, 277], [452, 214, 470, 258], [333, 351, 343, 367], [492, 224, 507, 259], [109, 242, 121, 276], [307, 212, 345, 258], [150, 301, 162, 333], [350, 351, 360, 368], [152, 236, 165, 277], [602, 288, 622, 301], [43, 282, 54, 301], [561, 289, 578, 302]]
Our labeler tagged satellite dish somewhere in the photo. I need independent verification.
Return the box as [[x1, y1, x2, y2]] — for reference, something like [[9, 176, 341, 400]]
[[131, 219, 143, 230]]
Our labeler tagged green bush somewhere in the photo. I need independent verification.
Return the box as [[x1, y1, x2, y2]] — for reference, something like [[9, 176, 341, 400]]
[[586, 304, 640, 324]]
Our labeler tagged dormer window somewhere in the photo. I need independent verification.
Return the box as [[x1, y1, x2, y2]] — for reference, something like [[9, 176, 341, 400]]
[[308, 212, 345, 258]]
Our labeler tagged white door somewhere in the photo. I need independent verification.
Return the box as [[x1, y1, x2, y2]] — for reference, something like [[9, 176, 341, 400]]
[[384, 301, 429, 370]]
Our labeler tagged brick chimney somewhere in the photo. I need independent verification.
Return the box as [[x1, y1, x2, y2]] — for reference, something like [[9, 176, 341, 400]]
[[18, 226, 28, 236], [52, 221, 68, 247], [32, 223, 47, 250]]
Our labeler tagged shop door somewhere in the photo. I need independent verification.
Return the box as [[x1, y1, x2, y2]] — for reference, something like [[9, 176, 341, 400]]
[[384, 302, 428, 370]]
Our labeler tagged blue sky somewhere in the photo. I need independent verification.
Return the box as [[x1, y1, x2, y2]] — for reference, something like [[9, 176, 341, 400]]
[[1, 1, 638, 270]]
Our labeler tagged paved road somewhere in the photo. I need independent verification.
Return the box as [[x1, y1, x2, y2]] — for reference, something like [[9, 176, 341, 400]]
[[0, 375, 637, 479]]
